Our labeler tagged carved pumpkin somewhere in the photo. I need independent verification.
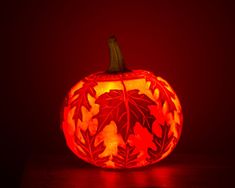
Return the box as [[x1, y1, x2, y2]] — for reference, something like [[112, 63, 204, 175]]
[[62, 37, 183, 168]]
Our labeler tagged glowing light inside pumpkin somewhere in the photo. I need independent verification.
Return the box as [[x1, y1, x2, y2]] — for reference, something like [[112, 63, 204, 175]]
[[62, 70, 183, 168]]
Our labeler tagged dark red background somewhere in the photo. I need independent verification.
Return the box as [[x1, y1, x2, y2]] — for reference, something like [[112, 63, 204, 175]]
[[2, 0, 234, 186]]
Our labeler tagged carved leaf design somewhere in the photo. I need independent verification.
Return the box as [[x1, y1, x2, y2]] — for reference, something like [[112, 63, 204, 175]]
[[147, 76, 176, 113], [94, 89, 156, 141], [147, 124, 176, 163], [71, 79, 97, 125], [112, 143, 140, 168], [74, 129, 109, 167]]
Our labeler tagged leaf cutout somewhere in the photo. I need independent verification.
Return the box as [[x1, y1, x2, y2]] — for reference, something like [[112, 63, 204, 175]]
[[74, 129, 109, 167], [147, 76, 176, 113], [94, 89, 156, 141], [147, 124, 176, 163], [71, 79, 97, 126], [112, 143, 140, 168]]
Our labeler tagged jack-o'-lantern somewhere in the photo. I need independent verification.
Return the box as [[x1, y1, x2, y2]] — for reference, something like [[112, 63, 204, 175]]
[[61, 36, 183, 168]]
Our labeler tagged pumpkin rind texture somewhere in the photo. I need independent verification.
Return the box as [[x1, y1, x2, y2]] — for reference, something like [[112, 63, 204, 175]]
[[62, 70, 183, 168]]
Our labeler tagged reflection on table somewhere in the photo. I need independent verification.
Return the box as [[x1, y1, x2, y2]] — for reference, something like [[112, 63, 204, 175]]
[[21, 153, 233, 188]]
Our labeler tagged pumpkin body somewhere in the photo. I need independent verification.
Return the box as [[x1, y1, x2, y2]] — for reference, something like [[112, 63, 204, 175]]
[[62, 70, 183, 168]]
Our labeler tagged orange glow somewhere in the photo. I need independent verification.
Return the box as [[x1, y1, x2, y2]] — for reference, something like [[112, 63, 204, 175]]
[[62, 70, 183, 168]]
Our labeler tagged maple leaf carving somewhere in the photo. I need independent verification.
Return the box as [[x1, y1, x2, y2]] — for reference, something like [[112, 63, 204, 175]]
[[147, 76, 176, 113], [74, 129, 109, 167], [112, 143, 140, 168], [147, 124, 176, 163], [94, 89, 156, 141], [70, 79, 97, 125]]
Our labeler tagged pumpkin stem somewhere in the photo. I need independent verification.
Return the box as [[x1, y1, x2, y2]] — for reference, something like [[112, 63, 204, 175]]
[[107, 36, 129, 73]]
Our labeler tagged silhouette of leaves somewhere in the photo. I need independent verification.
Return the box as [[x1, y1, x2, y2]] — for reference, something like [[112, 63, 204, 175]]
[[71, 79, 97, 126], [147, 124, 176, 163], [112, 143, 140, 168], [74, 129, 109, 167], [147, 76, 176, 113], [94, 89, 156, 141]]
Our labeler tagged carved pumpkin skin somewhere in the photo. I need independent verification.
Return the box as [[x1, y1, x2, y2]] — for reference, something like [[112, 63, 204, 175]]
[[62, 69, 183, 168]]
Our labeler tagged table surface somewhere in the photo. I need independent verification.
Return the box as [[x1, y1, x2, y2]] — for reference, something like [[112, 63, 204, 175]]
[[20, 153, 234, 188]]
